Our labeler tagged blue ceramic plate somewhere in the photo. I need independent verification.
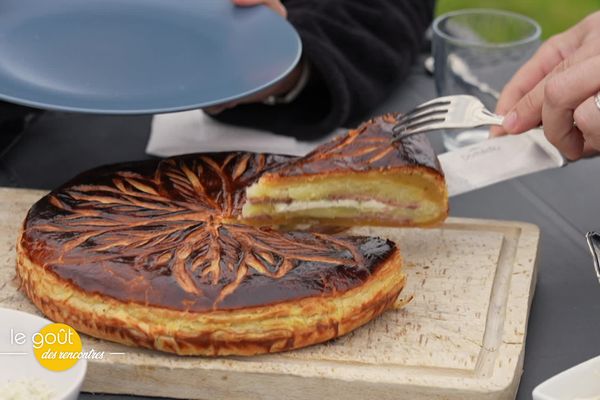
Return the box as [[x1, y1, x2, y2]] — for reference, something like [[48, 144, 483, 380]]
[[0, 0, 301, 114]]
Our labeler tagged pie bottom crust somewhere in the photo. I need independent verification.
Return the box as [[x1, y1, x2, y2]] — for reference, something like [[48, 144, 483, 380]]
[[16, 234, 404, 356]]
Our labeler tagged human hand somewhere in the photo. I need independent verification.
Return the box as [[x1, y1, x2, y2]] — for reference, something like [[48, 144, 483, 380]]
[[203, 61, 304, 114], [491, 12, 600, 160], [232, 0, 287, 18]]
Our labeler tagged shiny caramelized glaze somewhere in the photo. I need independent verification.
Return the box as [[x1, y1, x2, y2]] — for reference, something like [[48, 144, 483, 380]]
[[21, 153, 397, 313], [264, 114, 443, 179]]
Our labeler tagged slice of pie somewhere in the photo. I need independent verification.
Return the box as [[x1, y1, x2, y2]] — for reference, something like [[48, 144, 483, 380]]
[[17, 153, 405, 356], [242, 114, 448, 227]]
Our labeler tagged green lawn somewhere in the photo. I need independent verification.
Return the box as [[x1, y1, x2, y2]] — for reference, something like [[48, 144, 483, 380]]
[[436, 0, 600, 38]]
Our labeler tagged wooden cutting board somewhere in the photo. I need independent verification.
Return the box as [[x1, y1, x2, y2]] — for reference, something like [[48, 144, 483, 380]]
[[0, 187, 540, 400]]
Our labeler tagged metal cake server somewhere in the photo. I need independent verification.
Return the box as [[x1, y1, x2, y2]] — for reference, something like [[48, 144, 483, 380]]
[[436, 127, 567, 197]]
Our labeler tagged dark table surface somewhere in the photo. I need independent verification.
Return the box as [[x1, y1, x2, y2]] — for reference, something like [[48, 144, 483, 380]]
[[2, 58, 600, 400]]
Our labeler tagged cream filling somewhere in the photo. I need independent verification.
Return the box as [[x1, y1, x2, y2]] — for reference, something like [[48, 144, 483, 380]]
[[242, 198, 442, 224], [270, 199, 393, 213]]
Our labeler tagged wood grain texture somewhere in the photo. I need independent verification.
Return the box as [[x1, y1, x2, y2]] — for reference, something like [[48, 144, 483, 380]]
[[0, 188, 539, 400]]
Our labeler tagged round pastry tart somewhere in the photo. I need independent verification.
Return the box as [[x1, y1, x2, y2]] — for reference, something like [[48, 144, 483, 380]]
[[17, 152, 406, 356], [17, 115, 447, 356]]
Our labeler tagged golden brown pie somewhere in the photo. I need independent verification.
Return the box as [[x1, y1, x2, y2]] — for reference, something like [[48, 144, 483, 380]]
[[17, 153, 406, 356], [243, 114, 448, 227], [17, 115, 448, 356]]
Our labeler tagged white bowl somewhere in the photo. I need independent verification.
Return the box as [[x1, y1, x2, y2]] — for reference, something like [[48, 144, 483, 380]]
[[533, 355, 600, 400], [0, 307, 87, 400]]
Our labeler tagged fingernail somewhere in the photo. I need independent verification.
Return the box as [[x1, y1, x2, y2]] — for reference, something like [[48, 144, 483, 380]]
[[502, 111, 517, 133]]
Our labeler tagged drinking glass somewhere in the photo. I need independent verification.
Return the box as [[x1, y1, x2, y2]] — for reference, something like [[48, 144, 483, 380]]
[[432, 9, 541, 151]]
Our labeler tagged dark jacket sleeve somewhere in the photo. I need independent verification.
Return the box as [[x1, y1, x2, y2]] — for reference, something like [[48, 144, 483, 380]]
[[212, 0, 435, 141]]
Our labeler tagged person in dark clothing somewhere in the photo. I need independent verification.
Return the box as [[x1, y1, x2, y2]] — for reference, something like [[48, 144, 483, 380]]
[[0, 0, 434, 189], [0, 0, 433, 148], [0, 102, 41, 156], [209, 0, 436, 140]]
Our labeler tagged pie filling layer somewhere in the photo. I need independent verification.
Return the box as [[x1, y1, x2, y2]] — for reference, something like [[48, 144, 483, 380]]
[[243, 170, 447, 226]]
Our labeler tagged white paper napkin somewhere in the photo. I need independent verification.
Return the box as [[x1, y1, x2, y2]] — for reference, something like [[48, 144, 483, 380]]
[[438, 128, 566, 197], [147, 110, 341, 157]]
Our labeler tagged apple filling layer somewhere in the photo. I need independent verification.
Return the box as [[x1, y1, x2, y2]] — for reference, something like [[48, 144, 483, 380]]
[[242, 169, 448, 227]]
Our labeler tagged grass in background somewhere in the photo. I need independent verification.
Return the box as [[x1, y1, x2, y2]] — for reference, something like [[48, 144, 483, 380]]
[[436, 0, 600, 38]]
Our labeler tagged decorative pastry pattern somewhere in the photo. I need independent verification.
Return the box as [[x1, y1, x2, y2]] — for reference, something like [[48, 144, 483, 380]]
[[22, 153, 394, 312], [273, 114, 443, 178]]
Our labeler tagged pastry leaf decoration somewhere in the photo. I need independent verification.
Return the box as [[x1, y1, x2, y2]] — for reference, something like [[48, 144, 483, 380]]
[[29, 154, 364, 306]]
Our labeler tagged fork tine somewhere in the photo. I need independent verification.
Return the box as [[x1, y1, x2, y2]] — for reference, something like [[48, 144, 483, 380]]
[[395, 100, 451, 124], [392, 120, 447, 141], [412, 96, 455, 109], [404, 117, 447, 132], [395, 107, 449, 128], [392, 105, 450, 138], [393, 97, 453, 130], [392, 94, 504, 143]]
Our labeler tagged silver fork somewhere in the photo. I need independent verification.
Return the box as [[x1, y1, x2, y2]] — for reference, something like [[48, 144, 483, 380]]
[[391, 95, 504, 142]]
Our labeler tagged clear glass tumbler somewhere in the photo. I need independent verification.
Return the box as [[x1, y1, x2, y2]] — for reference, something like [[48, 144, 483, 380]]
[[432, 9, 541, 151]]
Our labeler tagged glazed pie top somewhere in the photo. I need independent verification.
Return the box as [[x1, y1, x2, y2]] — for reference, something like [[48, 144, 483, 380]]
[[267, 114, 443, 177], [20, 153, 397, 313]]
